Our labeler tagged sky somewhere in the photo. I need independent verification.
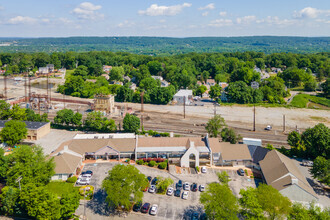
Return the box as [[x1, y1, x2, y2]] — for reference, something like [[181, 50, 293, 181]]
[[0, 0, 329, 37]]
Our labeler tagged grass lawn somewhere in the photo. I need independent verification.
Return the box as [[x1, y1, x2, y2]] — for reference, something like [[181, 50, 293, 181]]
[[47, 181, 80, 197], [290, 94, 330, 109]]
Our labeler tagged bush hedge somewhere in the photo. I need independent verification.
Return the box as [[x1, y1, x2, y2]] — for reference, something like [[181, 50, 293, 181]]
[[136, 159, 144, 165], [142, 158, 165, 163], [158, 162, 167, 169], [66, 176, 77, 183], [148, 161, 156, 167]]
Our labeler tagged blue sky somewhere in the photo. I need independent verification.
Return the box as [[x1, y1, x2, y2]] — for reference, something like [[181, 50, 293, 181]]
[[0, 0, 329, 37]]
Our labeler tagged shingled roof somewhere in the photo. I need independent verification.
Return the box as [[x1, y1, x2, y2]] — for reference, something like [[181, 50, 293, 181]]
[[0, 120, 49, 130]]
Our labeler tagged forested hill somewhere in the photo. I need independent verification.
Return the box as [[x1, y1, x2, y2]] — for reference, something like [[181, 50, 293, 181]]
[[0, 36, 329, 55]]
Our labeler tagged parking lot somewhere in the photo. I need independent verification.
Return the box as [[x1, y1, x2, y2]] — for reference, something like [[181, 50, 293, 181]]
[[76, 162, 259, 219]]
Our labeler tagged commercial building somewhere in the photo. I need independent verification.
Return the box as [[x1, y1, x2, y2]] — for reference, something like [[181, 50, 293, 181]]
[[0, 120, 50, 141], [173, 89, 193, 105], [260, 150, 318, 203]]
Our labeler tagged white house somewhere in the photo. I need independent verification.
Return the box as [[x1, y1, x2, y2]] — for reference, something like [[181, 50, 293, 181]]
[[173, 89, 193, 105]]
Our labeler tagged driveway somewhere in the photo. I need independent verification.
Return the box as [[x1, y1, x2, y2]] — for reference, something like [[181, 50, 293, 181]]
[[75, 163, 258, 219]]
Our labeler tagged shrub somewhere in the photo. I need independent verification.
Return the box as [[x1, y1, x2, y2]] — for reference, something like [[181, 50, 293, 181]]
[[148, 161, 156, 167], [136, 160, 144, 165], [244, 169, 248, 175], [79, 185, 94, 199], [158, 162, 167, 169], [67, 176, 77, 183], [196, 166, 200, 172], [143, 162, 149, 165], [125, 158, 130, 163]]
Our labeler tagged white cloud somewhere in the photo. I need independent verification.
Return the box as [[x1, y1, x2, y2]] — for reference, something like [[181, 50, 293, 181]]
[[199, 3, 215, 10], [202, 12, 209, 17], [72, 2, 104, 20], [236, 15, 257, 24], [159, 19, 166, 23], [293, 7, 330, 19], [117, 20, 135, 28], [219, 11, 227, 17], [264, 16, 296, 26], [7, 16, 37, 25], [208, 19, 233, 27], [138, 3, 192, 16]]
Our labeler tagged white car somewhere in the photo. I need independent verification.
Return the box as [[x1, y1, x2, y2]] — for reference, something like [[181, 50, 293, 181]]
[[167, 187, 174, 196], [81, 173, 92, 178], [148, 185, 156, 193], [199, 185, 205, 192], [183, 182, 190, 191], [182, 191, 189, 200], [77, 177, 90, 185], [201, 166, 207, 173], [150, 204, 158, 215]]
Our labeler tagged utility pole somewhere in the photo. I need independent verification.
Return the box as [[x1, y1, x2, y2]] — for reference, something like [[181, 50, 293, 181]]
[[183, 96, 186, 119], [140, 91, 144, 130], [4, 73, 7, 99], [283, 114, 286, 132], [253, 104, 256, 132], [24, 73, 27, 105]]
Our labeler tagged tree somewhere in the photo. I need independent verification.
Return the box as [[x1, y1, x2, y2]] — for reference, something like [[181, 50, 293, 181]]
[[0, 120, 27, 146], [84, 111, 116, 132], [310, 156, 330, 186], [0, 100, 11, 120], [10, 104, 27, 120], [215, 73, 227, 83], [201, 70, 210, 83], [115, 86, 134, 102], [0, 148, 7, 181], [226, 81, 254, 104], [156, 177, 174, 194], [302, 123, 329, 159], [6, 145, 55, 187], [205, 115, 226, 138], [102, 164, 148, 211], [217, 171, 231, 185], [221, 128, 241, 144], [54, 109, 74, 126], [304, 80, 317, 91], [209, 84, 222, 100], [72, 112, 83, 127], [20, 184, 61, 220], [0, 186, 21, 216], [60, 191, 81, 219], [123, 113, 140, 133], [195, 85, 207, 96], [321, 78, 330, 98], [139, 77, 160, 91], [256, 184, 292, 220], [147, 60, 163, 75], [110, 66, 125, 82], [200, 182, 239, 220], [239, 187, 265, 219], [25, 109, 48, 122], [289, 202, 330, 220], [287, 131, 301, 148], [72, 65, 88, 80]]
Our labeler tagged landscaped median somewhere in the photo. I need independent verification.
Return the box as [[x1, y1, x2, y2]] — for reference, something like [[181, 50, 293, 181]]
[[136, 158, 168, 170], [46, 180, 94, 200]]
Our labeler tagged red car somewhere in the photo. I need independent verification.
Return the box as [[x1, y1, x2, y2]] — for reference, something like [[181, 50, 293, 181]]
[[141, 203, 151, 213]]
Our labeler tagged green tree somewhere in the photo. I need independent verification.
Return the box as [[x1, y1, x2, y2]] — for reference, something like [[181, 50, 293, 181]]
[[205, 115, 226, 138], [72, 112, 83, 127], [0, 100, 11, 120], [6, 145, 55, 187], [226, 81, 254, 104], [201, 70, 210, 83], [54, 109, 74, 126], [84, 111, 116, 132], [0, 148, 8, 180], [0, 120, 27, 146], [304, 79, 317, 91], [310, 156, 330, 186], [215, 73, 227, 83], [123, 113, 140, 133], [287, 131, 301, 147], [217, 171, 231, 185], [200, 182, 239, 220], [221, 128, 241, 144], [321, 78, 330, 98], [289, 202, 330, 220], [110, 66, 125, 82], [60, 191, 81, 219], [156, 177, 174, 194], [256, 184, 292, 220], [302, 123, 329, 159], [239, 187, 265, 220], [72, 65, 88, 80], [20, 184, 61, 220], [0, 186, 21, 216], [10, 104, 27, 120], [102, 164, 148, 211], [115, 86, 134, 102], [147, 60, 163, 75], [139, 77, 160, 91], [209, 84, 222, 100], [195, 85, 207, 96]]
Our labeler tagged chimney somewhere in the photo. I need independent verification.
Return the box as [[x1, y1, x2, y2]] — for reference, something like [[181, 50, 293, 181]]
[[291, 178, 298, 185], [190, 141, 195, 148]]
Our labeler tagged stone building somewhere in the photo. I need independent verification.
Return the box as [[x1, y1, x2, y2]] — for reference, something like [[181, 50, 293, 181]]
[[93, 94, 115, 114]]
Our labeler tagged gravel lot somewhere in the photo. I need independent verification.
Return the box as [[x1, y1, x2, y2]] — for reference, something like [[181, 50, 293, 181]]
[[76, 163, 258, 220]]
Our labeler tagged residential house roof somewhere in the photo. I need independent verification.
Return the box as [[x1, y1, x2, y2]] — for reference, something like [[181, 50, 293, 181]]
[[53, 152, 82, 174], [259, 150, 317, 198], [248, 145, 269, 164]]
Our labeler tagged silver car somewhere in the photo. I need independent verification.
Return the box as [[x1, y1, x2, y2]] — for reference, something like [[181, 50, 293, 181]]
[[199, 185, 205, 192], [182, 191, 189, 200], [77, 177, 90, 185], [183, 182, 190, 191], [148, 185, 156, 193], [150, 204, 158, 215], [167, 187, 174, 196]]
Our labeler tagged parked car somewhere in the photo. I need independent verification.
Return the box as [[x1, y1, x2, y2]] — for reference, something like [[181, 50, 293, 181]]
[[191, 183, 198, 192], [176, 180, 183, 189], [199, 185, 205, 192], [302, 160, 313, 167], [76, 177, 90, 185], [174, 189, 181, 197], [192, 212, 199, 220], [151, 177, 158, 185], [148, 185, 156, 193], [141, 203, 151, 213], [147, 176, 152, 182], [80, 173, 92, 178], [167, 187, 174, 196], [238, 168, 245, 176], [182, 191, 189, 200], [133, 201, 142, 212], [82, 170, 93, 176], [265, 125, 272, 130], [149, 204, 158, 215], [201, 166, 207, 173], [183, 182, 190, 191]]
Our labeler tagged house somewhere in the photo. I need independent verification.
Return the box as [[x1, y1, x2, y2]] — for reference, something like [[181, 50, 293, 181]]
[[151, 76, 163, 81], [0, 120, 50, 141], [46, 64, 54, 73], [248, 145, 269, 170], [218, 82, 228, 90], [101, 74, 109, 80], [173, 89, 193, 105], [206, 79, 216, 87], [129, 83, 137, 91], [103, 65, 112, 73], [124, 76, 131, 82], [161, 80, 169, 87], [260, 150, 318, 203], [38, 67, 49, 74], [251, 81, 259, 89]]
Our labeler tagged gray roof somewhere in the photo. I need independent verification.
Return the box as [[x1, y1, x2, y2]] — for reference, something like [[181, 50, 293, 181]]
[[0, 120, 49, 130], [248, 146, 269, 164]]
